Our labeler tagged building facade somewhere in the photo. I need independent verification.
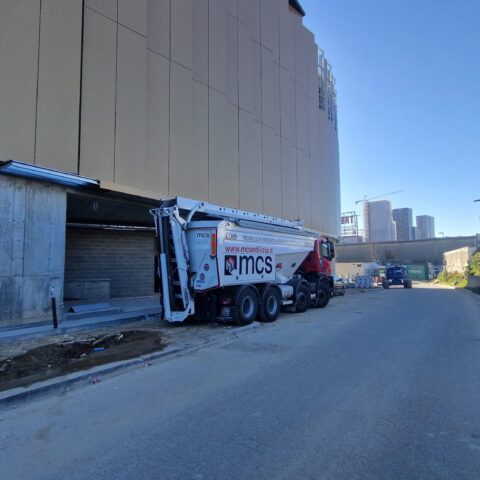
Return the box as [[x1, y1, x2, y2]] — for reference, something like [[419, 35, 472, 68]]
[[393, 207, 413, 241], [0, 0, 341, 326], [416, 215, 435, 239], [363, 200, 397, 242]]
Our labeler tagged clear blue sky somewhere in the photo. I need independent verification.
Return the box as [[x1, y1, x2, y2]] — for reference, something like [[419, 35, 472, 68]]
[[301, 0, 480, 236]]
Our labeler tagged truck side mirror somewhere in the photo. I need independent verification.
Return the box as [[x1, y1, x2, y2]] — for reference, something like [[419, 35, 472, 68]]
[[329, 241, 336, 259]]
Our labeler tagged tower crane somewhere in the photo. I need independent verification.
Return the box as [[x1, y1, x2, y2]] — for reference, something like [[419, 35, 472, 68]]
[[355, 190, 403, 205]]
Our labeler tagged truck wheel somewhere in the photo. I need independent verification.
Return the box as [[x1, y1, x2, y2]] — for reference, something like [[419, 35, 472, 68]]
[[294, 280, 311, 313], [259, 286, 282, 322], [313, 282, 330, 308], [382, 280, 389, 289], [234, 286, 259, 326], [404, 280, 412, 289]]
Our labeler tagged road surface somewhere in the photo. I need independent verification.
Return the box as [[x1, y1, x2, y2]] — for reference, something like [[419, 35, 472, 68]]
[[1, 284, 480, 479]]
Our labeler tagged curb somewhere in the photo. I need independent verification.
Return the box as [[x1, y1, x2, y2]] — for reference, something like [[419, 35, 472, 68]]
[[0, 322, 261, 409]]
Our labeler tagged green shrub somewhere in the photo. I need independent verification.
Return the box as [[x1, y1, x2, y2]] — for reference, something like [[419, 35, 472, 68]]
[[468, 252, 480, 276], [437, 271, 468, 288]]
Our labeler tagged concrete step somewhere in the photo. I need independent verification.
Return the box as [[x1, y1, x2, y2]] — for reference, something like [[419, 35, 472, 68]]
[[0, 308, 162, 344]]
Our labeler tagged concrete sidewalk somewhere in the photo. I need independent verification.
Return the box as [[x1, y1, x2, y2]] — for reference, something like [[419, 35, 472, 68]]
[[0, 296, 161, 343]]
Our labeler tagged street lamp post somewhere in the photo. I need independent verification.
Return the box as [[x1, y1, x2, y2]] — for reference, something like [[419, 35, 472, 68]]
[[438, 232, 446, 272]]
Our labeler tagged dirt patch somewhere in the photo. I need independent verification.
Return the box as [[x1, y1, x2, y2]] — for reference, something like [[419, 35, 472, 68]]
[[0, 330, 165, 392]]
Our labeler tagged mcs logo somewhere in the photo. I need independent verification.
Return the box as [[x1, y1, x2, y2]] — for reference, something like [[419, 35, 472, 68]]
[[239, 255, 273, 275]]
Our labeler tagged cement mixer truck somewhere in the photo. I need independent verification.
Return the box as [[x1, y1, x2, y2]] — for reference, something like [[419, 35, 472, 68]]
[[150, 197, 335, 325]]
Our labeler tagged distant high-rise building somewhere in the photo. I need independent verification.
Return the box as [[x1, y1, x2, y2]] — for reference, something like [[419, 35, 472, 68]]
[[416, 215, 435, 239], [411, 226, 417, 240], [393, 208, 413, 241], [364, 200, 397, 242]]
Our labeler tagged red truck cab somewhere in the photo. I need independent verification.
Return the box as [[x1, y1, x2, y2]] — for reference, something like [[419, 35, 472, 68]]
[[301, 237, 335, 275]]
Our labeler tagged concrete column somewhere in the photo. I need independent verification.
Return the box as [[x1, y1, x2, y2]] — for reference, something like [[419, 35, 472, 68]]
[[0, 176, 66, 327]]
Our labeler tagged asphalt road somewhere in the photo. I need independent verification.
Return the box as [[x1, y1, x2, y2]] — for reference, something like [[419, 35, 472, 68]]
[[1, 284, 480, 480]]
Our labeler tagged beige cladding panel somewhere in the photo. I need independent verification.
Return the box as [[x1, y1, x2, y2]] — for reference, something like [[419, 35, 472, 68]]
[[147, 0, 170, 58], [80, 8, 116, 181], [35, 0, 82, 173], [238, 21, 254, 113], [190, 81, 209, 200], [169, 62, 193, 197], [171, 0, 192, 69], [318, 113, 330, 164], [0, 1, 340, 236], [209, 0, 227, 93], [115, 26, 147, 189], [208, 89, 239, 208], [281, 140, 298, 220], [296, 148, 312, 227], [260, 0, 279, 60], [305, 33, 318, 100], [226, 13, 239, 106], [262, 126, 282, 217], [145, 50, 169, 196], [279, 2, 294, 72], [239, 0, 260, 42], [239, 112, 262, 211], [85, 0, 117, 20], [294, 20, 307, 89], [251, 39, 262, 123], [280, 68, 295, 141], [308, 97, 321, 161], [261, 48, 280, 135], [310, 159, 323, 231], [327, 165, 337, 234], [226, 0, 237, 16], [192, 0, 208, 84], [295, 88, 309, 152], [0, 0, 39, 164], [118, 0, 147, 35], [225, 102, 240, 207]]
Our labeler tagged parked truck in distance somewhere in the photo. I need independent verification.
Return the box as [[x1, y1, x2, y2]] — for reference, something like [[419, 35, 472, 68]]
[[150, 197, 336, 325], [382, 265, 413, 289]]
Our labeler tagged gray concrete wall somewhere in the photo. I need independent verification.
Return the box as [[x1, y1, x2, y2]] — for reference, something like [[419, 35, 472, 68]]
[[64, 228, 155, 299], [444, 247, 476, 274], [337, 236, 478, 265], [468, 276, 480, 289], [0, 176, 66, 326]]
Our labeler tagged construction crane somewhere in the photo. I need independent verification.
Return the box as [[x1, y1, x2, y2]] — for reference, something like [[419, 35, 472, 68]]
[[355, 190, 403, 205]]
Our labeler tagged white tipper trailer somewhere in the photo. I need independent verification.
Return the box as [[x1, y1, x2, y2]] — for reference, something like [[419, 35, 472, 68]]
[[150, 197, 334, 325]]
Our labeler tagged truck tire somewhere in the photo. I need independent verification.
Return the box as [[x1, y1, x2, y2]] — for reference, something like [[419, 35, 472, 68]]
[[234, 286, 259, 326], [404, 280, 412, 289], [382, 280, 390, 289], [313, 282, 330, 308], [258, 285, 282, 322], [294, 280, 311, 313]]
